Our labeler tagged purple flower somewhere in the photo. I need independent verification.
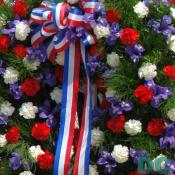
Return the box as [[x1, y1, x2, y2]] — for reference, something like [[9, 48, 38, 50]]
[[0, 112, 8, 125], [130, 148, 149, 164], [9, 150, 22, 170], [9, 84, 23, 100], [103, 69, 116, 81], [165, 160, 175, 175], [144, 80, 172, 108], [87, 56, 105, 76], [92, 107, 106, 122], [109, 101, 133, 116], [41, 70, 57, 87], [160, 136, 175, 149], [27, 46, 48, 63], [0, 60, 5, 75], [148, 15, 175, 39], [106, 23, 120, 45], [97, 150, 117, 174], [125, 44, 145, 63], [159, 123, 175, 149]]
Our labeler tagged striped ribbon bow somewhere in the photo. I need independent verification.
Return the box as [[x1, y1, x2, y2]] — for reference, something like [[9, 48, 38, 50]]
[[30, 1, 100, 175]]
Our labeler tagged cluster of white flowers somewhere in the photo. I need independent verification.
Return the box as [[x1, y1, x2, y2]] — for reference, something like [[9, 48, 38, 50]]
[[0, 14, 7, 29], [0, 134, 7, 147], [168, 35, 175, 53], [125, 119, 142, 136], [111, 145, 129, 163], [167, 108, 175, 122], [133, 1, 149, 18], [67, 0, 79, 4], [15, 22, 30, 41], [89, 165, 99, 175], [0, 101, 15, 117], [107, 52, 120, 68], [19, 102, 38, 119], [29, 145, 44, 162], [91, 127, 105, 147], [23, 57, 40, 71], [93, 24, 110, 39], [55, 53, 65, 66], [19, 171, 34, 175], [3, 67, 19, 84], [138, 63, 157, 80], [105, 88, 116, 98], [50, 87, 62, 104]]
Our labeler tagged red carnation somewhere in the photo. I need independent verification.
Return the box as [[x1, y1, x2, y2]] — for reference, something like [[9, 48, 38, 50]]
[[171, 0, 175, 4], [106, 9, 121, 24], [6, 127, 20, 143], [95, 77, 106, 93], [147, 118, 165, 137], [134, 85, 153, 105], [107, 115, 126, 134], [129, 169, 147, 175], [100, 99, 111, 110], [0, 35, 10, 53], [31, 122, 51, 141], [163, 65, 175, 80], [0, 0, 3, 4], [22, 78, 40, 96], [55, 66, 64, 82], [89, 43, 100, 57], [12, 1, 28, 17], [37, 150, 54, 170], [120, 28, 140, 45], [12, 44, 27, 59]]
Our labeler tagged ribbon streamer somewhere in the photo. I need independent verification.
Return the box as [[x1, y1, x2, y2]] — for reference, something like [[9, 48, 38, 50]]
[[30, 1, 100, 174]]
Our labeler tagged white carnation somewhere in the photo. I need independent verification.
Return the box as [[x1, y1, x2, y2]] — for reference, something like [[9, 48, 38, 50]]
[[0, 134, 7, 147], [105, 88, 116, 98], [91, 127, 105, 147], [107, 52, 120, 68], [89, 165, 99, 175], [50, 87, 62, 104], [67, 0, 79, 4], [125, 119, 142, 136], [15, 22, 30, 41], [29, 145, 44, 162], [3, 67, 19, 84], [0, 101, 15, 117], [168, 35, 175, 53], [138, 63, 157, 81], [170, 7, 175, 19], [55, 53, 65, 66], [133, 1, 149, 18], [19, 102, 38, 119], [23, 57, 40, 71], [19, 171, 34, 175], [167, 108, 175, 122], [111, 145, 129, 163], [93, 24, 110, 39]]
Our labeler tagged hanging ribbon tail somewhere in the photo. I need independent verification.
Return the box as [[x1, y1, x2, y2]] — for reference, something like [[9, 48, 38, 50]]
[[53, 40, 81, 175], [73, 42, 92, 175]]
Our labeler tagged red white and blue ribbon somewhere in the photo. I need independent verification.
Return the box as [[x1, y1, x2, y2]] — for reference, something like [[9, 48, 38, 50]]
[[30, 1, 99, 175]]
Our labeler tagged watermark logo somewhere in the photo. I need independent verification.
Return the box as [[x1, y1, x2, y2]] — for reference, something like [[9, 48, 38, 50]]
[[138, 157, 170, 174]]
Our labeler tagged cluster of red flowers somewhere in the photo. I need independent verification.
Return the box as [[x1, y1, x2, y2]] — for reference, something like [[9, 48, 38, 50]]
[[22, 78, 41, 97], [119, 28, 140, 45], [163, 65, 175, 80], [107, 115, 126, 133], [134, 85, 153, 105], [12, 0, 28, 17], [31, 122, 51, 141], [6, 127, 20, 143]]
